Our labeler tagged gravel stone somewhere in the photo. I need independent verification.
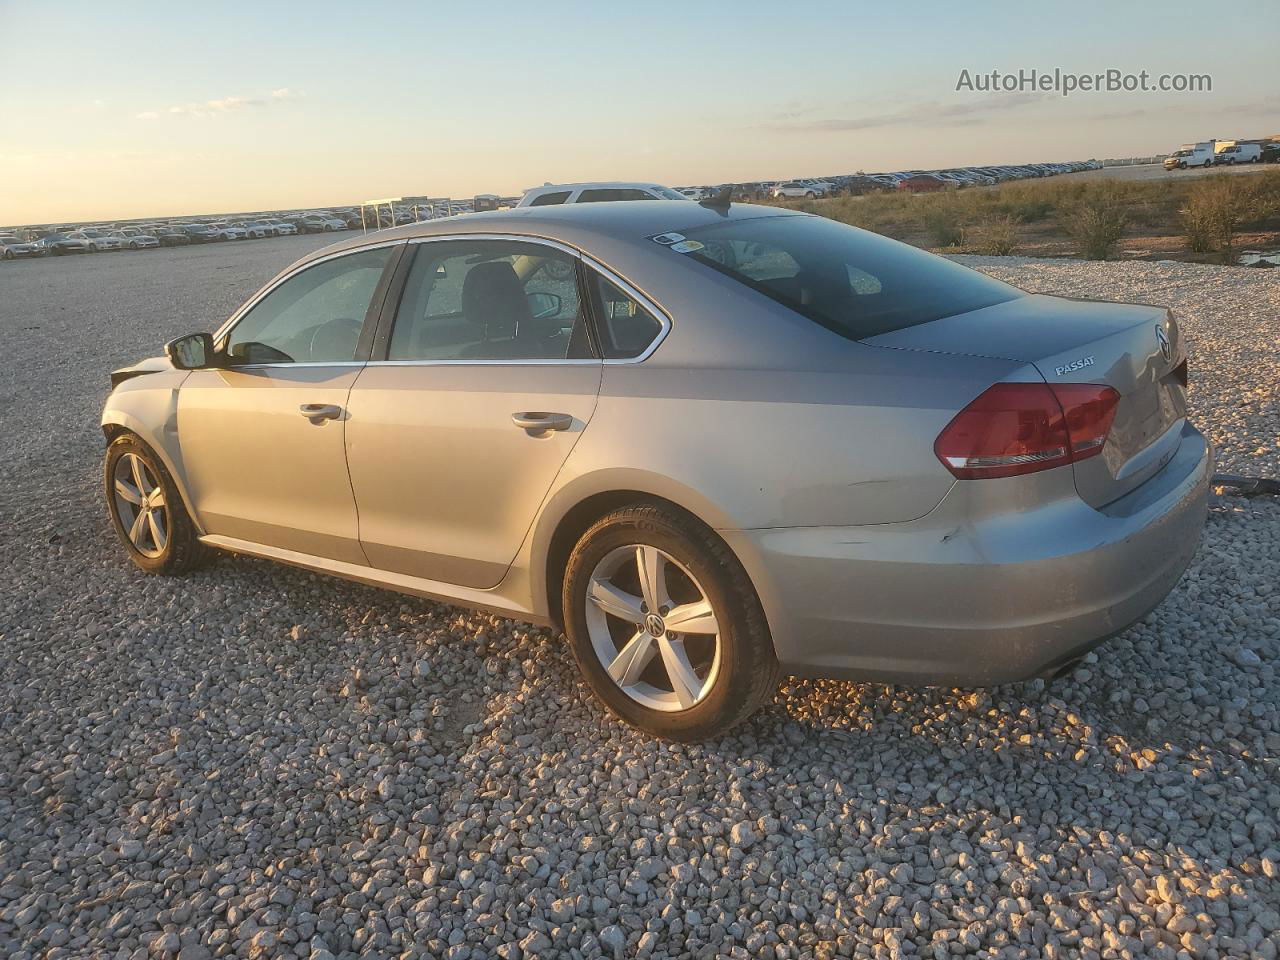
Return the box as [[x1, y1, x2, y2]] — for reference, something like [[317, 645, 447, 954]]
[[0, 243, 1277, 958]]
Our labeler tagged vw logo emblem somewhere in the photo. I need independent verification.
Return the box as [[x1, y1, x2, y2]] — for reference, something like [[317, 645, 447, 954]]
[[1155, 324, 1171, 362], [644, 613, 665, 637]]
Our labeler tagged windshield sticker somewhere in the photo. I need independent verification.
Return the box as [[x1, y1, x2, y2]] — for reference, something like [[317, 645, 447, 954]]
[[650, 232, 685, 246], [669, 239, 704, 254]]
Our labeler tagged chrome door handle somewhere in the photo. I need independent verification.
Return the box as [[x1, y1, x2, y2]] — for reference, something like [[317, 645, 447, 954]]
[[300, 403, 343, 423], [512, 411, 573, 433]]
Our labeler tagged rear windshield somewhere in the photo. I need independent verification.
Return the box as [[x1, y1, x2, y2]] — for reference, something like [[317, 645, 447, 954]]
[[677, 214, 1021, 339]]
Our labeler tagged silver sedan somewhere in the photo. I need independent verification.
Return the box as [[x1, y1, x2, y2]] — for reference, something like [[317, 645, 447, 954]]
[[101, 201, 1211, 740]]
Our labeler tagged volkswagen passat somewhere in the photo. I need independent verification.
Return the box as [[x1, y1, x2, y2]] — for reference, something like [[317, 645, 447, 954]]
[[102, 201, 1211, 740]]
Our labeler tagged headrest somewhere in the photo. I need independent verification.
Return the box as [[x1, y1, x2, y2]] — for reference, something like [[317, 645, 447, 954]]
[[461, 261, 532, 341]]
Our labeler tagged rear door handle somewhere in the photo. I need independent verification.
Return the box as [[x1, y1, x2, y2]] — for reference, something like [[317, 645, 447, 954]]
[[512, 411, 573, 433], [300, 403, 343, 423]]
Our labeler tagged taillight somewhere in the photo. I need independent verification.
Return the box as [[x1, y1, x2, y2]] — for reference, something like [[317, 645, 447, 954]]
[[935, 382, 1119, 480]]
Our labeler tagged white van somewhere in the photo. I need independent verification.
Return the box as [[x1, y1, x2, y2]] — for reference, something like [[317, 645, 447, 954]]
[[1215, 143, 1262, 165], [1163, 143, 1215, 170], [516, 182, 689, 206]]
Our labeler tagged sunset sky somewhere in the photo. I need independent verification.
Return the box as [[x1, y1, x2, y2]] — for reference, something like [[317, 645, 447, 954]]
[[1, 0, 1276, 224]]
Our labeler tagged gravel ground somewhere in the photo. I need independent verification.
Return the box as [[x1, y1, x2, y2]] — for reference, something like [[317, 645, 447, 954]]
[[1, 242, 1278, 960]]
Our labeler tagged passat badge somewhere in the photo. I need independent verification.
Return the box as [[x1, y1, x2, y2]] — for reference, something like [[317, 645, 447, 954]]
[[1155, 324, 1172, 362], [1054, 356, 1095, 376]]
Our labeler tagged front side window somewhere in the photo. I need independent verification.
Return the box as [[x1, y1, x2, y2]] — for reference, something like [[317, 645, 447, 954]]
[[676, 214, 1020, 340], [587, 272, 664, 359], [224, 246, 392, 364], [528, 191, 571, 206], [387, 240, 591, 362]]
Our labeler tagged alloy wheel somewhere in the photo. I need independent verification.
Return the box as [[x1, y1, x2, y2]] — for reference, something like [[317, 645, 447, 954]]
[[112, 453, 169, 558], [584, 544, 722, 712]]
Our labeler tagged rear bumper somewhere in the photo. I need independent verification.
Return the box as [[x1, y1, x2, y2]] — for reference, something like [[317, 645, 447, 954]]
[[728, 422, 1212, 686]]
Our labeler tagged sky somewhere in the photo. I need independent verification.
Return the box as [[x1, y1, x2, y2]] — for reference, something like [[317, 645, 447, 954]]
[[1, 0, 1276, 224]]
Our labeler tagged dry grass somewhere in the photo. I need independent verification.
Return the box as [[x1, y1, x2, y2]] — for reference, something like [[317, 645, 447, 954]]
[[767, 170, 1280, 261]]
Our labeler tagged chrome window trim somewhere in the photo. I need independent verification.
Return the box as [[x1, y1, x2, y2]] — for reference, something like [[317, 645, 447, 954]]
[[212, 232, 672, 370]]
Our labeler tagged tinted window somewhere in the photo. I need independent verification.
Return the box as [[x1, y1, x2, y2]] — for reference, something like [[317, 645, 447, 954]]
[[578, 189, 653, 203], [588, 272, 664, 359], [225, 247, 392, 364], [678, 215, 1020, 339], [528, 191, 571, 206], [388, 240, 591, 362]]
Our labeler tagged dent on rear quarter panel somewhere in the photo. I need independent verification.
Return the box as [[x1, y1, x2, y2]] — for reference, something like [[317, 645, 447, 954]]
[[585, 350, 1023, 530]]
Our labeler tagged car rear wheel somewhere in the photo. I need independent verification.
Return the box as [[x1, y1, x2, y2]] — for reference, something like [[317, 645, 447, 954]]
[[105, 434, 208, 575], [563, 504, 779, 741]]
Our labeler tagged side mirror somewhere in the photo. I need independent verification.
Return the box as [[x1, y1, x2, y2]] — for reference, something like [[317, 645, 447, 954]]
[[164, 332, 218, 370], [526, 292, 562, 320]]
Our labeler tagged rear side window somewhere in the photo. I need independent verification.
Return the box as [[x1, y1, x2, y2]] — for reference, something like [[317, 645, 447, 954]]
[[578, 189, 654, 203], [387, 239, 591, 362], [528, 191, 571, 206], [587, 272, 664, 359], [678, 215, 1020, 339]]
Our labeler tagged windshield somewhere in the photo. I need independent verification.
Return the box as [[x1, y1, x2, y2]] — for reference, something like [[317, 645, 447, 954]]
[[676, 214, 1021, 340]]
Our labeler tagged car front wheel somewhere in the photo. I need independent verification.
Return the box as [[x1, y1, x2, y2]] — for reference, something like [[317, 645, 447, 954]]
[[563, 504, 779, 741], [105, 434, 208, 575]]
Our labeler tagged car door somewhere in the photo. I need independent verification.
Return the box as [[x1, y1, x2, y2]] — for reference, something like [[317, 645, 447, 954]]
[[344, 237, 602, 589], [176, 244, 399, 563]]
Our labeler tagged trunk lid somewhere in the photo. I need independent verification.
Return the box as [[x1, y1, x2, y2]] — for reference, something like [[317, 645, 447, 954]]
[[866, 293, 1188, 507]]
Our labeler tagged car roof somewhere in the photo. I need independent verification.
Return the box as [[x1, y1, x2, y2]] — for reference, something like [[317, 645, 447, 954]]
[[310, 200, 805, 266]]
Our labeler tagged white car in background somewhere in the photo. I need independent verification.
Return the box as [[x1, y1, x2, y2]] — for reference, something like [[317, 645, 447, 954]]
[[211, 224, 249, 241], [72, 229, 124, 252], [234, 221, 274, 239], [517, 182, 689, 207], [771, 181, 821, 199], [264, 219, 297, 236], [110, 229, 159, 250]]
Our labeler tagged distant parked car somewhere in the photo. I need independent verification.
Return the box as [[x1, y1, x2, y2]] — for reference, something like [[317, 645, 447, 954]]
[[72, 229, 124, 252], [1214, 143, 1261, 165], [842, 176, 891, 195], [1262, 144, 1280, 164], [154, 227, 192, 247], [38, 233, 91, 255], [296, 214, 347, 233], [232, 221, 272, 238], [110, 228, 160, 250], [771, 182, 821, 199], [0, 235, 45, 260], [211, 224, 249, 241], [264, 219, 298, 236], [1163, 143, 1215, 170], [517, 182, 689, 206], [175, 223, 219, 243], [898, 174, 949, 193]]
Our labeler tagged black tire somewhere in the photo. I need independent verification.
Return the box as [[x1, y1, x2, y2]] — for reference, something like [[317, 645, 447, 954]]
[[105, 433, 209, 575], [562, 503, 779, 741], [3, 250, 12, 260]]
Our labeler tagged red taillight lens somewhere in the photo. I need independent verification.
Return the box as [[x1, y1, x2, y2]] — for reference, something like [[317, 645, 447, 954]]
[[935, 382, 1119, 480]]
